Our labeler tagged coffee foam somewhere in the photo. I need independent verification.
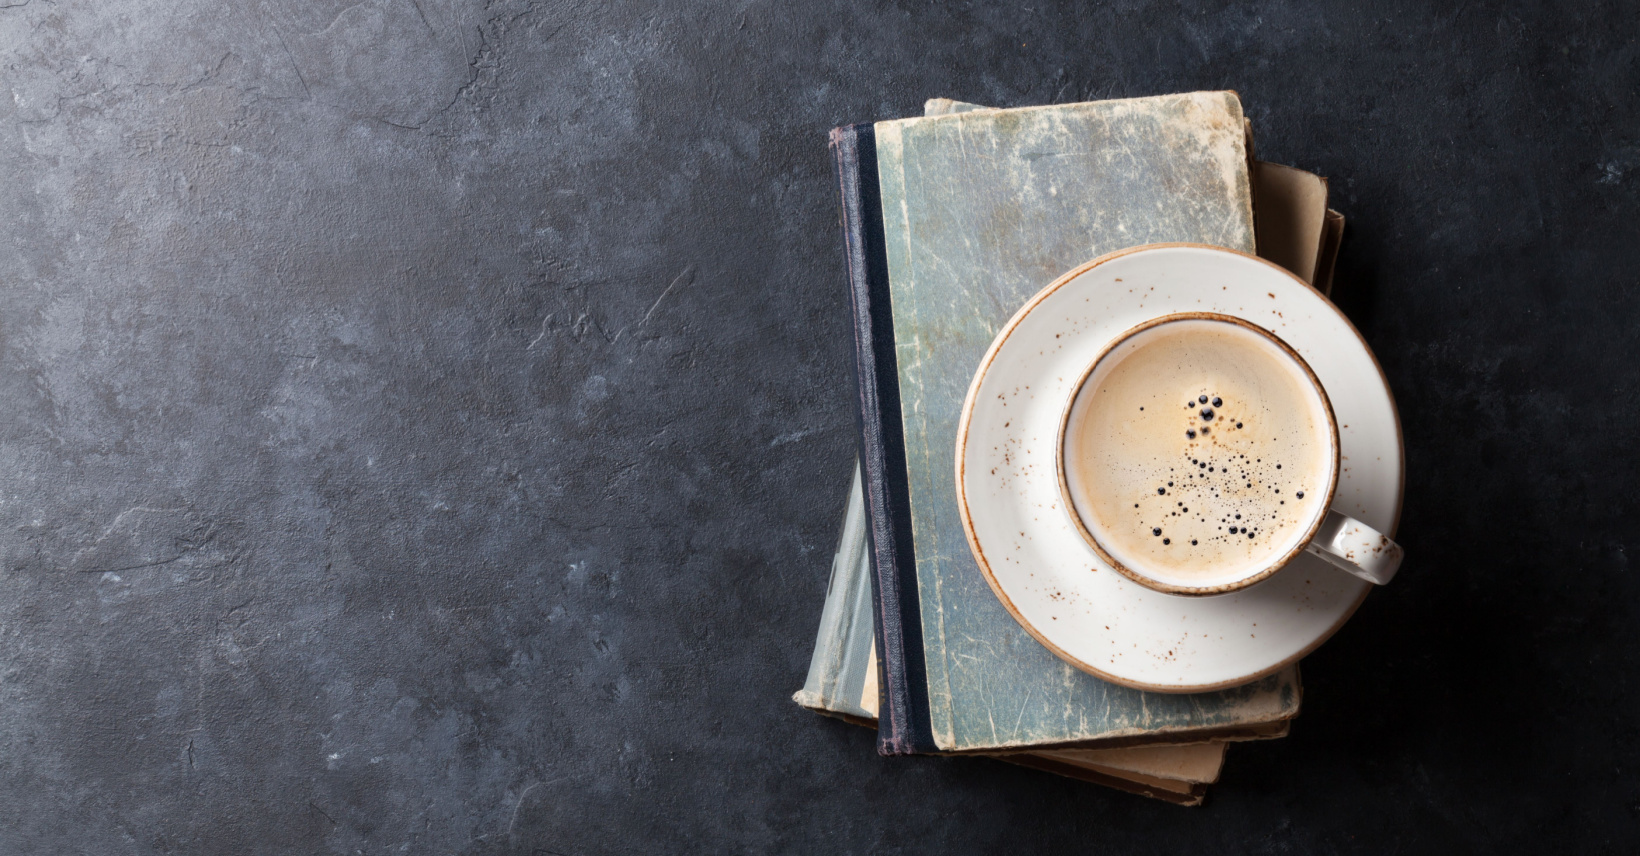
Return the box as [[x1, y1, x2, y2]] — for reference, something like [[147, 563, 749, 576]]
[[1062, 318, 1335, 589]]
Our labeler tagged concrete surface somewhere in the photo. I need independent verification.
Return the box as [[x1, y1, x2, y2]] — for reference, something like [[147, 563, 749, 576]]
[[0, 1, 1635, 853]]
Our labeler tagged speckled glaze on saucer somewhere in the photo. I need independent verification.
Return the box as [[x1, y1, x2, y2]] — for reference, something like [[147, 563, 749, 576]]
[[955, 244, 1403, 692]]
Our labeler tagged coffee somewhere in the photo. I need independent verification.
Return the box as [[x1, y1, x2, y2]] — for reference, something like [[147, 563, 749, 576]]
[[1060, 315, 1337, 591]]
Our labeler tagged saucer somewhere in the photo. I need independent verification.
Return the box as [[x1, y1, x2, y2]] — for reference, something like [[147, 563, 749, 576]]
[[955, 244, 1403, 692]]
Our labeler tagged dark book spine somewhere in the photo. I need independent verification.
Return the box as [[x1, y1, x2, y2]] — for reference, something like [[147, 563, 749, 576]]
[[828, 124, 937, 756]]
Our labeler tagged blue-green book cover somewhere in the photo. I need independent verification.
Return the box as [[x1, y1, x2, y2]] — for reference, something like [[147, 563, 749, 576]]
[[870, 91, 1301, 753]]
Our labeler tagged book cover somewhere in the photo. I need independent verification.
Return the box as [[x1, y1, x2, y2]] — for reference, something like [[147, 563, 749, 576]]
[[860, 92, 1302, 754]]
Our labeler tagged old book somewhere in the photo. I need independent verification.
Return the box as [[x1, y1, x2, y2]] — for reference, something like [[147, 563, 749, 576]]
[[836, 92, 1305, 757], [1252, 161, 1330, 285], [792, 461, 1229, 799], [800, 135, 1331, 800], [809, 95, 1342, 801]]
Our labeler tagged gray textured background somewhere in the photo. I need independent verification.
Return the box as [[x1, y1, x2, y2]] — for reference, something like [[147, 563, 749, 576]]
[[0, 1, 1636, 853]]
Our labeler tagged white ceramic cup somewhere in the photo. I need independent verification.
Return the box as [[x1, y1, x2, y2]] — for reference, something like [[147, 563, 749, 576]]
[[1057, 312, 1403, 596]]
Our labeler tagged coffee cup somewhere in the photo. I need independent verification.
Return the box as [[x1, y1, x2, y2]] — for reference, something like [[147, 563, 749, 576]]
[[1056, 312, 1402, 596]]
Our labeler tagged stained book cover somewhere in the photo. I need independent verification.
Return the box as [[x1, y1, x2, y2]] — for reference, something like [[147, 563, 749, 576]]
[[863, 91, 1300, 754]]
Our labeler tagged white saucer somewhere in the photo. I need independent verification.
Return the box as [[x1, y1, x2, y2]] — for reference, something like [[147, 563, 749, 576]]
[[956, 244, 1403, 692]]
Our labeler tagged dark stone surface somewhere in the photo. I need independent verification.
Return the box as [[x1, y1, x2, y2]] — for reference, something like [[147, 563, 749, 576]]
[[0, 0, 1635, 852]]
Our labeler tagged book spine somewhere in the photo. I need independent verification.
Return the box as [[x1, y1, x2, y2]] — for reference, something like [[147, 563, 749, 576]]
[[828, 124, 937, 755]]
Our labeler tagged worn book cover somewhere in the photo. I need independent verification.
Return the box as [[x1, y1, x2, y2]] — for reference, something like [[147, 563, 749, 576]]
[[853, 91, 1303, 755]]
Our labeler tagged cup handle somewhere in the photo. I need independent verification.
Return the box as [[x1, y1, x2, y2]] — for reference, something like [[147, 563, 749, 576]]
[[1304, 510, 1404, 585]]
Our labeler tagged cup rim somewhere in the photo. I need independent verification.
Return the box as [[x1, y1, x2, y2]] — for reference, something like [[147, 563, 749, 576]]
[[1054, 311, 1343, 596]]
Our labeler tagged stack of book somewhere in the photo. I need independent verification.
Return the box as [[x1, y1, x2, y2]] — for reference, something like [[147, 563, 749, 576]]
[[794, 93, 1346, 805]]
